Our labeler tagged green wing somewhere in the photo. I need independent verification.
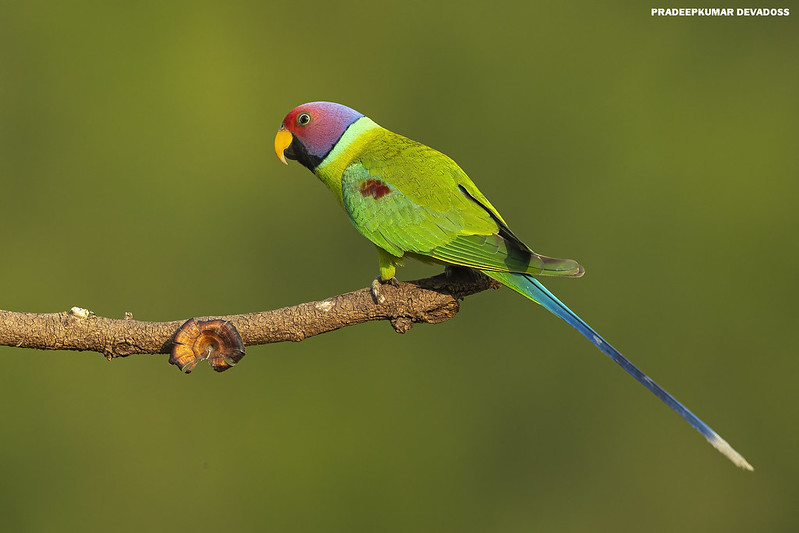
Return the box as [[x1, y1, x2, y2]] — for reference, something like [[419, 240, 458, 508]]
[[340, 130, 583, 277]]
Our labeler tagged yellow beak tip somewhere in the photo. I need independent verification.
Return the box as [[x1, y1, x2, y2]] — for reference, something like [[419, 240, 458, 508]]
[[274, 129, 293, 166]]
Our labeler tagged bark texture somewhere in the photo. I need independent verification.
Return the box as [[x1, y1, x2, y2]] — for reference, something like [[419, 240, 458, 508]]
[[0, 272, 500, 361]]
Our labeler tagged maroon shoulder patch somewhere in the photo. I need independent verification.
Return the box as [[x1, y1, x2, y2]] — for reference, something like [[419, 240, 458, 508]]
[[359, 179, 391, 200]]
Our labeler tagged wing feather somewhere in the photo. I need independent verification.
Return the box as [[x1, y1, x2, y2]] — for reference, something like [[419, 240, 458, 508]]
[[340, 130, 583, 277]]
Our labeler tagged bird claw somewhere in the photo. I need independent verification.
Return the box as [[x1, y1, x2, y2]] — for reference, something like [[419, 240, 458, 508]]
[[371, 276, 398, 304]]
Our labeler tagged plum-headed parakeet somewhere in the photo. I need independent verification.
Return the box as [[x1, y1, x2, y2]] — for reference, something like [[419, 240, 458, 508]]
[[274, 101, 752, 470]]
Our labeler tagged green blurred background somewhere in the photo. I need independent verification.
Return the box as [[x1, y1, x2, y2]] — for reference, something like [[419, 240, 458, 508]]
[[1, 1, 796, 531]]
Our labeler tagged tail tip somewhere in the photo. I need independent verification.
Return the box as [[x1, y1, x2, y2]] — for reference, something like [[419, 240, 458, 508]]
[[708, 433, 754, 471]]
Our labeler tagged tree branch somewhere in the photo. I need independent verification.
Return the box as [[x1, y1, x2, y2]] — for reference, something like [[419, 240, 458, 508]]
[[0, 271, 500, 363]]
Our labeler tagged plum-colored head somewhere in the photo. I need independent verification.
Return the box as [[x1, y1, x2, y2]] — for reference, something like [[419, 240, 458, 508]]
[[275, 102, 363, 170]]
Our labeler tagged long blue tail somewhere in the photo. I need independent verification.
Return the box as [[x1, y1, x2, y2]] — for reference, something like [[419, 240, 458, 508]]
[[483, 270, 753, 470]]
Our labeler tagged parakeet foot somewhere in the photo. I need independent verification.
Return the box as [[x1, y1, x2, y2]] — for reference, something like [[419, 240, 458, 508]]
[[370, 276, 399, 304]]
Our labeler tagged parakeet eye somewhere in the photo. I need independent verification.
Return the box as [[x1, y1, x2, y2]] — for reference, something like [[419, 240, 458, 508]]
[[296, 112, 312, 126]]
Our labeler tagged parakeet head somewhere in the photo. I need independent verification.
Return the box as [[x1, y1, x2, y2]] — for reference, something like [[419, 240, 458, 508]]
[[275, 102, 363, 170]]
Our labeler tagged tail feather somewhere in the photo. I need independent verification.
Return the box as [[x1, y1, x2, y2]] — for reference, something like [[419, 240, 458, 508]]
[[483, 270, 753, 470]]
